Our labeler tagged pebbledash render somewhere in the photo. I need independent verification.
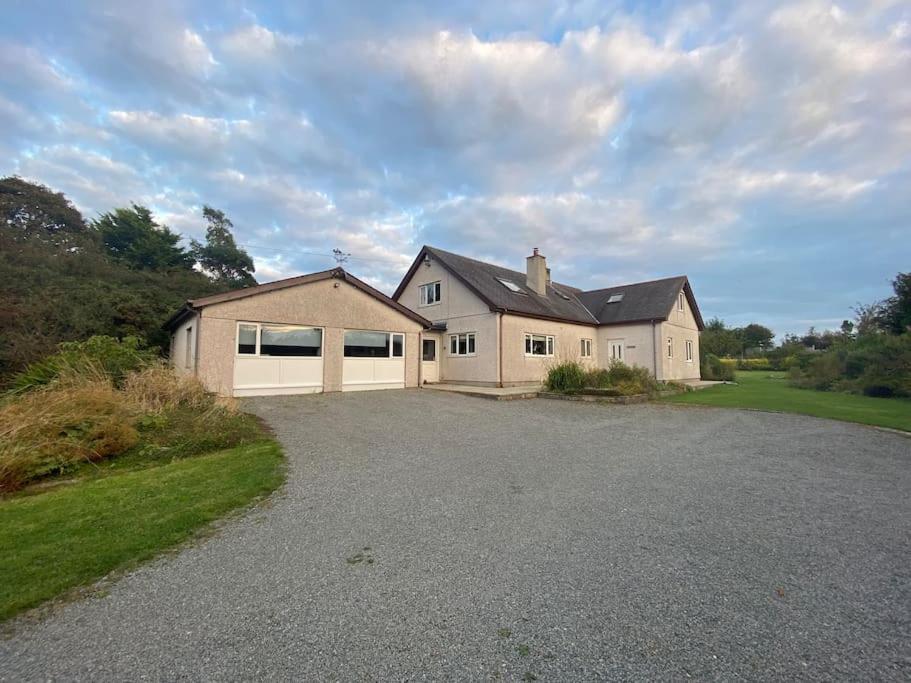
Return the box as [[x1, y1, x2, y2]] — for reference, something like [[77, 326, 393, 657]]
[[167, 246, 704, 396]]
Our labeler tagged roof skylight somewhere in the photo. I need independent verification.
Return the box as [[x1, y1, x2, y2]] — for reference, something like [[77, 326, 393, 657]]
[[497, 277, 523, 293], [607, 293, 624, 303]]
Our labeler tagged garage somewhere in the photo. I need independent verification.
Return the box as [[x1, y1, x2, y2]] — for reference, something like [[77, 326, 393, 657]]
[[165, 268, 430, 397]]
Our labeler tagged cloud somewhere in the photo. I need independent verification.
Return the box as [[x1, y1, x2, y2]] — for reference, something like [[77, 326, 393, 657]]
[[0, 0, 909, 336]]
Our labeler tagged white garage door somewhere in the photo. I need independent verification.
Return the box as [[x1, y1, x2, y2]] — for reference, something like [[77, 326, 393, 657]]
[[342, 330, 405, 391], [233, 323, 324, 396]]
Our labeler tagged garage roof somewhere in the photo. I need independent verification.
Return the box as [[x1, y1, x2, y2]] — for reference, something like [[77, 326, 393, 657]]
[[164, 268, 432, 331]]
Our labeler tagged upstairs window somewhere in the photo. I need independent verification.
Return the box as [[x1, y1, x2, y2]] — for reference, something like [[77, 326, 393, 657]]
[[678, 292, 685, 311], [449, 332, 476, 356], [420, 281, 441, 306], [497, 277, 524, 293], [580, 338, 592, 358], [525, 333, 554, 357], [607, 293, 624, 304]]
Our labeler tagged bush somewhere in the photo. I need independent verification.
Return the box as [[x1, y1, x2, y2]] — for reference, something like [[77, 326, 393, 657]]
[[737, 358, 771, 371], [8, 335, 156, 393], [546, 360, 658, 396], [0, 359, 263, 492], [701, 354, 735, 381], [545, 361, 587, 393]]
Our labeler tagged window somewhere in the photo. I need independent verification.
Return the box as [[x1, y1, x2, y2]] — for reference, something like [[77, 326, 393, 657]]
[[449, 332, 476, 356], [419, 281, 441, 306], [238, 324, 257, 354], [685, 339, 694, 362], [525, 333, 555, 357], [344, 330, 404, 358], [496, 277, 524, 293], [667, 337, 673, 358], [580, 338, 592, 358], [678, 292, 685, 311], [237, 323, 322, 357], [607, 293, 624, 304], [422, 339, 436, 361], [185, 327, 193, 368]]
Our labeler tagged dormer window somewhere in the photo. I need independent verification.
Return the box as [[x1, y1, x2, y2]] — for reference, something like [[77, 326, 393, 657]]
[[607, 293, 624, 304], [497, 277, 523, 293], [420, 281, 441, 306]]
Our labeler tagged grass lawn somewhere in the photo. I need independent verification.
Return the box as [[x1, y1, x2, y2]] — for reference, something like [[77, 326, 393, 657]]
[[0, 441, 284, 622], [662, 371, 911, 432]]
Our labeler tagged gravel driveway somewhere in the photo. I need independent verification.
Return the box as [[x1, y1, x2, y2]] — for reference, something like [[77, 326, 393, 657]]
[[2, 390, 910, 680]]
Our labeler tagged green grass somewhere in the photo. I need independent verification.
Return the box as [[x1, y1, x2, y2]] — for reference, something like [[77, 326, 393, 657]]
[[662, 371, 911, 432], [0, 441, 284, 621]]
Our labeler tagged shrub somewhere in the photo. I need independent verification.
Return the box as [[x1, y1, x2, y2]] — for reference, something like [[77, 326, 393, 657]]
[[9, 335, 156, 393], [583, 368, 611, 389], [737, 358, 771, 371], [701, 354, 735, 381], [790, 349, 846, 391], [545, 361, 587, 393], [605, 361, 659, 394]]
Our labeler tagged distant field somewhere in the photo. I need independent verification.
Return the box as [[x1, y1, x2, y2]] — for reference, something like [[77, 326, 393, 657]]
[[662, 371, 911, 432]]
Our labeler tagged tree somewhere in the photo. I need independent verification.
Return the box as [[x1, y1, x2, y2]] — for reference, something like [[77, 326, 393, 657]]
[[877, 272, 911, 335], [190, 206, 256, 287], [700, 318, 744, 358], [741, 323, 775, 351], [94, 204, 193, 271], [0, 176, 88, 247]]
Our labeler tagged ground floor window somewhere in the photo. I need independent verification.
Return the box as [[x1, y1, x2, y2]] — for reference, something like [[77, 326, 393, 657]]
[[422, 339, 436, 361], [580, 338, 592, 358], [685, 339, 694, 362], [449, 332, 476, 356], [344, 330, 405, 358], [525, 333, 554, 357], [667, 337, 673, 358], [237, 322, 323, 357]]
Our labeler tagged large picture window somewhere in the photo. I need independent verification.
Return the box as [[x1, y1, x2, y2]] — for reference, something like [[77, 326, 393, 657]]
[[525, 333, 554, 357], [344, 330, 405, 358], [237, 323, 322, 357], [419, 281, 441, 306], [449, 332, 476, 356]]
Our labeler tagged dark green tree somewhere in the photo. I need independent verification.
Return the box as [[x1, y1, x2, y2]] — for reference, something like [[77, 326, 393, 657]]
[[190, 206, 256, 287], [741, 323, 775, 351], [0, 176, 88, 247], [700, 317, 744, 358], [94, 204, 193, 271], [877, 272, 911, 335]]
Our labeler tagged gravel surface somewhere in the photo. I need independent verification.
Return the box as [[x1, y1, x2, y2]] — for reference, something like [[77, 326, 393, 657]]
[[2, 391, 910, 681]]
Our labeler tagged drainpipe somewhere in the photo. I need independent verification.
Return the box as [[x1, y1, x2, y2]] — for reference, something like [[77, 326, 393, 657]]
[[498, 312, 504, 387], [418, 330, 423, 387], [651, 319, 658, 380]]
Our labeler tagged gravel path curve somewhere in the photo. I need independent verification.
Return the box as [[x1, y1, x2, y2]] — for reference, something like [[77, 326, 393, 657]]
[[2, 390, 909, 681]]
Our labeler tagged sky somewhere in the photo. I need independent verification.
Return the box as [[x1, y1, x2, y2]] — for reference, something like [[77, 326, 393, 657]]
[[2, 1, 909, 338]]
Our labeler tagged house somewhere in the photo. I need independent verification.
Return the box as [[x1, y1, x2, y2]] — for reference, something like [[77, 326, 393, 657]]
[[166, 246, 703, 396], [165, 268, 430, 396], [392, 246, 704, 386]]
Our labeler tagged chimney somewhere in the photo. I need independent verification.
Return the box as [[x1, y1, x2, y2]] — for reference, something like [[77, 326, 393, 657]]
[[526, 247, 548, 296]]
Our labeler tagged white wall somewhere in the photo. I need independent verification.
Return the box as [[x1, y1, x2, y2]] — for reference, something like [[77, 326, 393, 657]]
[[595, 322, 659, 376], [169, 314, 198, 376], [660, 289, 701, 380]]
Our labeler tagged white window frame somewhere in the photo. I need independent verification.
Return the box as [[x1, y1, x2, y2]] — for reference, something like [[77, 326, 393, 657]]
[[580, 338, 592, 358], [419, 281, 441, 307], [524, 333, 555, 357], [667, 337, 673, 359], [685, 339, 694, 362], [236, 321, 324, 358], [678, 292, 685, 312], [343, 330, 404, 359], [448, 332, 476, 357], [184, 326, 193, 369]]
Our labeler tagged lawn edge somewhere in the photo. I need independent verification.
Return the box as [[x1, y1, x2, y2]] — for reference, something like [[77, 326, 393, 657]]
[[0, 439, 288, 633]]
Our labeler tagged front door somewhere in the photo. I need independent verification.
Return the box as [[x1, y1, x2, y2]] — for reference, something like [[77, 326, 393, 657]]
[[609, 339, 624, 362], [422, 337, 439, 383]]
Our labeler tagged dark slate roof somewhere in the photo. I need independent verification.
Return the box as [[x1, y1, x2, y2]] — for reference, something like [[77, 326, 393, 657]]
[[164, 267, 432, 330], [393, 246, 704, 330], [577, 276, 704, 329], [395, 246, 598, 325]]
